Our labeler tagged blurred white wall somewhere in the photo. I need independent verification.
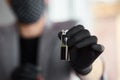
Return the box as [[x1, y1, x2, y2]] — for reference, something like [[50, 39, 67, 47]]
[[91, 0, 118, 3], [0, 0, 93, 31], [0, 0, 16, 25], [48, 0, 93, 31]]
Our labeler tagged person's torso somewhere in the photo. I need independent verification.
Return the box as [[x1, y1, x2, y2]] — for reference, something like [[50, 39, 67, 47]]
[[0, 24, 72, 80]]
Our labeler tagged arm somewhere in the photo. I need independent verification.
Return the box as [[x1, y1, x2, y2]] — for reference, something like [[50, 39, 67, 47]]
[[58, 25, 105, 80], [79, 58, 104, 80]]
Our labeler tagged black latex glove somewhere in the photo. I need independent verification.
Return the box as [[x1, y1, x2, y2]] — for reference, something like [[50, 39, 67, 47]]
[[11, 63, 42, 80], [58, 25, 104, 75]]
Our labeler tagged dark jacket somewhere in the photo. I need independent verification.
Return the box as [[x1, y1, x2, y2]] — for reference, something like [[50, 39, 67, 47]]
[[0, 23, 77, 80]]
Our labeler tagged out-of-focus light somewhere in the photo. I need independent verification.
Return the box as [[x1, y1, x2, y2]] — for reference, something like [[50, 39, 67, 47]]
[[91, 0, 118, 4], [48, 0, 71, 22], [48, 0, 93, 31], [0, 0, 16, 25], [73, 0, 93, 31]]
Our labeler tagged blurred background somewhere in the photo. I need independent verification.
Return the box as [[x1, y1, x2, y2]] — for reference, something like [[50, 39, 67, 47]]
[[0, 0, 120, 80]]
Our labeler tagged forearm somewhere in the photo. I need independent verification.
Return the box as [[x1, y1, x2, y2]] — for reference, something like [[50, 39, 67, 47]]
[[78, 58, 104, 80]]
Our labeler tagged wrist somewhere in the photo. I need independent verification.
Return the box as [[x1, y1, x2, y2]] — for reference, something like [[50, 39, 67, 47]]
[[74, 65, 92, 75], [78, 58, 104, 80]]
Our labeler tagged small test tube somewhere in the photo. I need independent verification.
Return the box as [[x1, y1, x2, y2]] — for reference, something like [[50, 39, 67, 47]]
[[61, 30, 70, 61]]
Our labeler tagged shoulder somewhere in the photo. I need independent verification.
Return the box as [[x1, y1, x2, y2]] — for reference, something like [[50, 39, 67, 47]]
[[0, 23, 16, 36], [0, 23, 17, 44]]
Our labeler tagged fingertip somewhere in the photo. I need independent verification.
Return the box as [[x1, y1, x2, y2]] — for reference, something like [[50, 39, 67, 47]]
[[66, 25, 84, 37], [92, 36, 98, 42], [76, 24, 85, 28], [92, 44, 105, 53]]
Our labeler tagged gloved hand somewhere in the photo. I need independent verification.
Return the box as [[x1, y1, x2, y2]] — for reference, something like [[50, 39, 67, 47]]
[[11, 63, 43, 80], [58, 25, 104, 75]]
